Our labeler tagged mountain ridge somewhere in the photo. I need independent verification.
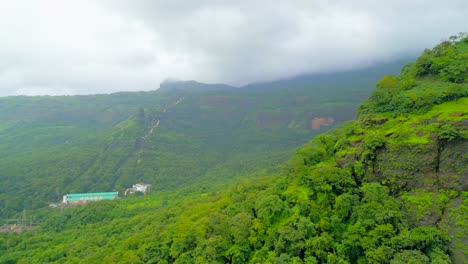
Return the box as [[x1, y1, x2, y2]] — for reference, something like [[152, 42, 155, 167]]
[[158, 59, 409, 92]]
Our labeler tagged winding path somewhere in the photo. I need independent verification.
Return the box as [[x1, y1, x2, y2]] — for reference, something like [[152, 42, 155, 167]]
[[136, 96, 184, 164]]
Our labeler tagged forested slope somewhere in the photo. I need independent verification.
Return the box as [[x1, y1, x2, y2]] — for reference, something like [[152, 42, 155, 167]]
[[0, 61, 401, 218], [0, 36, 466, 263]]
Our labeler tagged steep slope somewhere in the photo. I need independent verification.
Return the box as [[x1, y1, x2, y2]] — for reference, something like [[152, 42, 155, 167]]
[[0, 61, 403, 217], [0, 36, 466, 263]]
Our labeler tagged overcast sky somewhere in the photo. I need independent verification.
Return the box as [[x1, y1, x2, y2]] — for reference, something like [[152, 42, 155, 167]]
[[0, 0, 466, 96]]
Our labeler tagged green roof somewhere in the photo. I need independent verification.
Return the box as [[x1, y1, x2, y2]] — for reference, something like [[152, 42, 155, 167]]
[[67, 192, 118, 197], [66, 192, 118, 201]]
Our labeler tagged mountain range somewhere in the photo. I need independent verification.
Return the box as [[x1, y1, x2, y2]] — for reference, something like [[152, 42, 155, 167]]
[[0, 60, 404, 217], [0, 36, 467, 263]]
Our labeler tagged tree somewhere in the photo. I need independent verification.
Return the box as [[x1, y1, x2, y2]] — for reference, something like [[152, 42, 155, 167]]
[[390, 250, 429, 264]]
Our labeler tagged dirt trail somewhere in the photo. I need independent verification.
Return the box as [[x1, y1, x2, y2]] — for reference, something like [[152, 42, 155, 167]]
[[136, 96, 184, 164], [174, 96, 184, 105], [143, 96, 183, 138]]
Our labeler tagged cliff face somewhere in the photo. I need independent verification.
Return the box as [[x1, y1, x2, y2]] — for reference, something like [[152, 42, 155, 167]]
[[367, 113, 467, 263], [355, 36, 467, 189], [333, 99, 467, 191], [439, 139, 468, 190], [323, 97, 467, 263], [370, 122, 467, 192]]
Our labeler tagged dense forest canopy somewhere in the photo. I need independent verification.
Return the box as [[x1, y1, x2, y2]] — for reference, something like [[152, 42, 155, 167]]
[[0, 35, 467, 263]]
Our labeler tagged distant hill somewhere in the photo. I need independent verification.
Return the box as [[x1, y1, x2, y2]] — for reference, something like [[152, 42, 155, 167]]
[[242, 59, 407, 91], [159, 59, 407, 92], [159, 79, 235, 91]]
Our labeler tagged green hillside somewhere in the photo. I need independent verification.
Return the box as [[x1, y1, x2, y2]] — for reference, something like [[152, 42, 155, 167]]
[[0, 35, 466, 263], [0, 62, 402, 218]]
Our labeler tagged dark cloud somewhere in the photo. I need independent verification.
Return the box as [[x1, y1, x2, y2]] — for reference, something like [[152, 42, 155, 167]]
[[0, 0, 467, 96]]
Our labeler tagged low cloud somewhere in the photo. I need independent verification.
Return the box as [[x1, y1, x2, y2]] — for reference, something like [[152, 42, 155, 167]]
[[0, 0, 467, 96]]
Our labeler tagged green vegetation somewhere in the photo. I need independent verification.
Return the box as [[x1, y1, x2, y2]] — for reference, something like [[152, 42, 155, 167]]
[[0, 36, 467, 263], [359, 32, 468, 116]]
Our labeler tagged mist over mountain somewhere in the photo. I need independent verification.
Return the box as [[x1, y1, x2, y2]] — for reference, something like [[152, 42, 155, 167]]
[[0, 1, 466, 96]]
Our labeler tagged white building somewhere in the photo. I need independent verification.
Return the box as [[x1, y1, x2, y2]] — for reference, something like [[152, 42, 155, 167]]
[[125, 183, 151, 195]]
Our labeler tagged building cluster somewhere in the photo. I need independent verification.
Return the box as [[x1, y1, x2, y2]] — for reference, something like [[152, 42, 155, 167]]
[[4, 183, 153, 234], [61, 182, 151, 206]]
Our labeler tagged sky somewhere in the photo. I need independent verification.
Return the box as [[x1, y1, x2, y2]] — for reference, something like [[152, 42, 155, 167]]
[[0, 1, 466, 96]]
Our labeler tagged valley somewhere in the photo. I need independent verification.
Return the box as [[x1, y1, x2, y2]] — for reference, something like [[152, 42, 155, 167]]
[[0, 61, 403, 218]]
